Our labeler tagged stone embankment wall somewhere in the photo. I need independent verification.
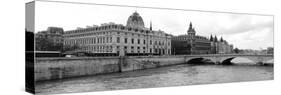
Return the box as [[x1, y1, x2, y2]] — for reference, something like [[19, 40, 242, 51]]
[[35, 56, 186, 81]]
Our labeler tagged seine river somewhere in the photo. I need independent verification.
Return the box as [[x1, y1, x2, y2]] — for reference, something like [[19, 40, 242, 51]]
[[35, 59, 273, 94]]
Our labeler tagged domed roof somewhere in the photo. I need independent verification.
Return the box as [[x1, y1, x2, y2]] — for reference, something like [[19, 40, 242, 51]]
[[126, 11, 145, 28]]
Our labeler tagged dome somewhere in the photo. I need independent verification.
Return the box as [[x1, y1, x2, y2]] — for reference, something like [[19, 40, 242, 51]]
[[126, 11, 145, 28]]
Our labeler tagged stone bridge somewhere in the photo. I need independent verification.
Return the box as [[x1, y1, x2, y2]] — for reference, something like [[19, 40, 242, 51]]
[[183, 54, 274, 65]]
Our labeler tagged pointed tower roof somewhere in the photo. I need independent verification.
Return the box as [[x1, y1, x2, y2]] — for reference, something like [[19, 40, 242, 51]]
[[214, 36, 218, 42], [210, 35, 213, 41], [150, 21, 152, 31], [187, 21, 196, 36], [220, 37, 224, 42]]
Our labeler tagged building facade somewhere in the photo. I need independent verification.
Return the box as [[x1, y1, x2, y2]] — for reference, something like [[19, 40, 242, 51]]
[[63, 12, 172, 56], [210, 35, 233, 54], [267, 47, 273, 54], [171, 22, 211, 55], [35, 27, 64, 51]]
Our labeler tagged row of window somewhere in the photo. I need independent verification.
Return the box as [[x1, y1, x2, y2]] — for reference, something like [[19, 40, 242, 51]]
[[173, 36, 210, 41], [80, 45, 113, 53], [66, 24, 154, 35], [65, 30, 169, 39], [80, 45, 171, 54], [65, 36, 171, 46], [65, 36, 113, 45], [117, 37, 170, 46]]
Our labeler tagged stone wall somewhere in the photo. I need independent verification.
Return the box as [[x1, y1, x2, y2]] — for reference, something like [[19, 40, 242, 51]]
[[122, 56, 185, 71], [35, 57, 120, 81], [35, 56, 186, 81]]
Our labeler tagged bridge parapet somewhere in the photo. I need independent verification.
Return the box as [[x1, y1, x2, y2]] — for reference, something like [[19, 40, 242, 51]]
[[183, 54, 274, 65]]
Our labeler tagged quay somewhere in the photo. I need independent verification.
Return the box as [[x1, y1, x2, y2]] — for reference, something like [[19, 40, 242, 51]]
[[34, 54, 273, 81]]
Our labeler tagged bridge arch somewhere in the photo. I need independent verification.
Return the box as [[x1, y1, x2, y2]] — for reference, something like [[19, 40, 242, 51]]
[[220, 56, 273, 65], [221, 57, 236, 65], [183, 54, 273, 65], [186, 57, 215, 64]]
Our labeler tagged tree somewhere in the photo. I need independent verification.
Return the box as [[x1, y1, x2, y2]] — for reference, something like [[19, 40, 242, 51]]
[[35, 36, 64, 51], [233, 48, 239, 54], [62, 44, 80, 53], [36, 37, 53, 51]]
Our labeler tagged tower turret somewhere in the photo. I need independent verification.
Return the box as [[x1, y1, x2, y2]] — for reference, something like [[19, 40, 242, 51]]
[[150, 21, 152, 31], [220, 37, 224, 42], [187, 22, 196, 36], [214, 36, 218, 42], [210, 35, 213, 41], [126, 11, 145, 28]]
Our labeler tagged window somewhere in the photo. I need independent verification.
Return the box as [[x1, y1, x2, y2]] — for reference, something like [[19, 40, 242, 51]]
[[131, 46, 134, 53], [106, 37, 109, 43], [168, 49, 170, 54], [124, 38, 127, 43], [103, 37, 105, 43], [150, 48, 152, 53], [143, 40, 146, 44], [138, 39, 140, 44], [131, 38, 134, 44], [150, 40, 152, 45], [117, 37, 120, 43], [89, 38, 92, 44]]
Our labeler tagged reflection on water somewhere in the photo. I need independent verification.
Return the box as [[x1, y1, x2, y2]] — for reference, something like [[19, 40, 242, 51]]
[[35, 63, 273, 94], [231, 57, 273, 65]]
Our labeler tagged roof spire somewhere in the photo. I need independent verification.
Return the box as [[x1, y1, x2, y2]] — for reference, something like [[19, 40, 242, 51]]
[[210, 34, 213, 41], [150, 21, 152, 30], [214, 35, 218, 42], [220, 37, 224, 42]]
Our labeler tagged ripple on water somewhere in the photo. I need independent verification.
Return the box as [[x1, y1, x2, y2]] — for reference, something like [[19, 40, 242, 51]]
[[35, 64, 273, 94]]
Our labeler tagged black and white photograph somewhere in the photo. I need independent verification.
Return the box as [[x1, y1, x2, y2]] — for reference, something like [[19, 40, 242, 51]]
[[25, 0, 274, 94]]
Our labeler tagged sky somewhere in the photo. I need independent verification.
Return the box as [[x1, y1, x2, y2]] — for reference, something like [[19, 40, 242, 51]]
[[34, 1, 273, 50]]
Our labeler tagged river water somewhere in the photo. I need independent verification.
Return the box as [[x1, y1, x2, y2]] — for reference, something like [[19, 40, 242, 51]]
[[35, 62, 273, 94]]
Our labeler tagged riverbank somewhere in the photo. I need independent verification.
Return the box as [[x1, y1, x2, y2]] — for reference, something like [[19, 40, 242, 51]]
[[35, 56, 186, 81], [34, 55, 273, 82], [35, 64, 273, 94]]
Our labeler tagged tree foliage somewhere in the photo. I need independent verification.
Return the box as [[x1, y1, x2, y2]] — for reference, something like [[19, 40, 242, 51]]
[[36, 37, 79, 52], [233, 48, 239, 53]]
